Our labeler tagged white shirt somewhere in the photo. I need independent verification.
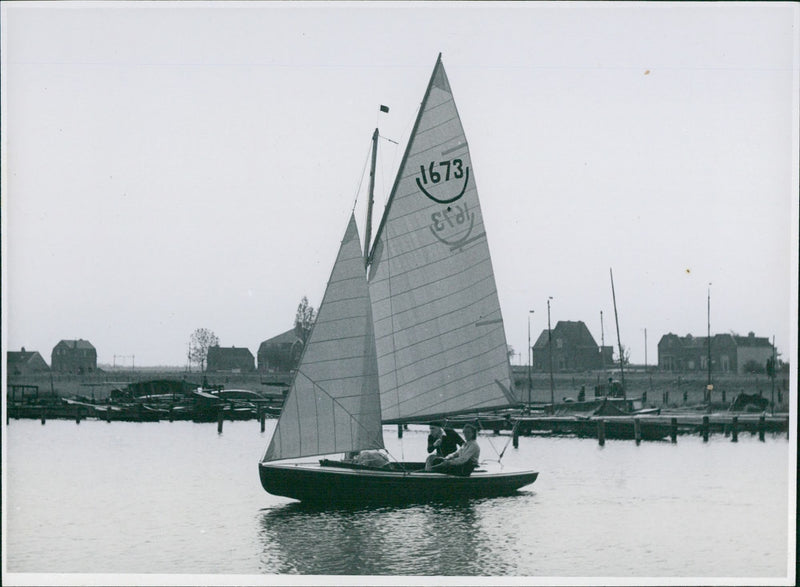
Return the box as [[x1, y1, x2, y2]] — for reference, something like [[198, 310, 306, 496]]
[[445, 439, 480, 466]]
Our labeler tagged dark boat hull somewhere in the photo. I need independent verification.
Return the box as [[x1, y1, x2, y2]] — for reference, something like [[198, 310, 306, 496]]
[[259, 461, 538, 505]]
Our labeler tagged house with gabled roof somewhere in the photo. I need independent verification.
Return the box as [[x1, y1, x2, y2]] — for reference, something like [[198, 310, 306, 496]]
[[7, 347, 50, 375], [531, 320, 612, 372], [51, 339, 97, 374], [657, 331, 774, 374], [257, 329, 304, 373], [206, 346, 255, 373]]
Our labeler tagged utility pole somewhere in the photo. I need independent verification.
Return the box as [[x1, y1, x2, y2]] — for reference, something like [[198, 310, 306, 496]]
[[600, 310, 605, 371], [707, 284, 712, 403], [547, 297, 555, 411], [644, 328, 648, 372], [527, 310, 534, 412], [771, 335, 776, 416]]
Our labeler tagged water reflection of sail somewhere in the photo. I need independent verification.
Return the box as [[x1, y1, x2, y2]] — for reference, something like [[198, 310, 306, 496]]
[[257, 502, 484, 576]]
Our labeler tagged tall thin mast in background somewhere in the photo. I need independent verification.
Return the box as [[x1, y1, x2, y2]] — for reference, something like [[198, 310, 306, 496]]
[[610, 268, 626, 398]]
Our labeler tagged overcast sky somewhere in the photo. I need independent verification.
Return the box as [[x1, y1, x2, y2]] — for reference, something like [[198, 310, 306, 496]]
[[3, 2, 798, 369]]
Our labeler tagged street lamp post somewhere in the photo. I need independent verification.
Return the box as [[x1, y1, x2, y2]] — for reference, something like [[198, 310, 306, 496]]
[[527, 310, 534, 412], [707, 283, 712, 403], [547, 297, 555, 412]]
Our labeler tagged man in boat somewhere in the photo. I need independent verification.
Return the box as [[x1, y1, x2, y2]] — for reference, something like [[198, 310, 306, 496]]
[[427, 424, 480, 476], [424, 421, 464, 470]]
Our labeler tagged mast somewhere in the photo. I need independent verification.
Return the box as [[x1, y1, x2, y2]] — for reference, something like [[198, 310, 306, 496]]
[[364, 128, 379, 268], [609, 268, 626, 398], [368, 53, 442, 265]]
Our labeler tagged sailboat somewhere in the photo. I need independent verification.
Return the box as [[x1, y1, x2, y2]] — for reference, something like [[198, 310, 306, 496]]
[[259, 54, 538, 504]]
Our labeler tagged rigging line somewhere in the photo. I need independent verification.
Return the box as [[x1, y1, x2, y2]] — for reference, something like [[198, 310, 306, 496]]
[[469, 419, 510, 465], [497, 420, 519, 462]]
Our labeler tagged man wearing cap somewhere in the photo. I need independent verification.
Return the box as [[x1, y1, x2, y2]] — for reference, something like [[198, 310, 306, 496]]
[[428, 424, 480, 476]]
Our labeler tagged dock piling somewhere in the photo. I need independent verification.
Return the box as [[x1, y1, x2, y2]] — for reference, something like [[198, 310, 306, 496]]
[[397, 424, 403, 439], [634, 418, 641, 445], [731, 416, 738, 442], [75, 407, 81, 425], [758, 414, 765, 441], [597, 420, 606, 446], [106, 407, 111, 423], [260, 408, 266, 433], [168, 405, 174, 423], [670, 417, 677, 443], [41, 407, 46, 425], [217, 409, 224, 434], [512, 425, 519, 449], [702, 416, 709, 442]]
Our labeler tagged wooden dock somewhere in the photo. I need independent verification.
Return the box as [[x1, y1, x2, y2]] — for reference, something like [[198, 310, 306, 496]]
[[444, 411, 790, 444]]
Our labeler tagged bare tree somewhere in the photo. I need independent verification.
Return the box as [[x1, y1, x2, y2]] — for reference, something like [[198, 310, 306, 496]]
[[507, 345, 516, 361], [294, 296, 316, 344], [187, 328, 219, 372], [616, 344, 631, 366]]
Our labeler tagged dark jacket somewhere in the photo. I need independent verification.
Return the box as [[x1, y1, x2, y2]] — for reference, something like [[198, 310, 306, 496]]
[[427, 428, 464, 457]]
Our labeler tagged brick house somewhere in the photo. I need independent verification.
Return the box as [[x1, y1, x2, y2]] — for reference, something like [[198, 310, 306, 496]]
[[51, 339, 97, 374], [7, 347, 50, 375], [206, 346, 255, 373], [531, 320, 612, 372], [657, 331, 774, 374], [257, 329, 304, 373]]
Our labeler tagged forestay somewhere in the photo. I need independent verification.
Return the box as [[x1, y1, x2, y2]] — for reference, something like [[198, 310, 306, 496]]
[[263, 214, 384, 461], [368, 55, 516, 423]]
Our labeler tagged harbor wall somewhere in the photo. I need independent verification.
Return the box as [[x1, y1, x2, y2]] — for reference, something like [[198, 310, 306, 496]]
[[512, 370, 790, 410], [6, 369, 790, 411]]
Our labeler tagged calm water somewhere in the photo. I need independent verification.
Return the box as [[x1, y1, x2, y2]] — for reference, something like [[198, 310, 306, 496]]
[[3, 418, 794, 582]]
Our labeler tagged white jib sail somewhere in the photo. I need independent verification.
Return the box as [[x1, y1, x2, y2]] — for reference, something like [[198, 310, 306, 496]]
[[369, 56, 516, 423], [263, 213, 384, 461]]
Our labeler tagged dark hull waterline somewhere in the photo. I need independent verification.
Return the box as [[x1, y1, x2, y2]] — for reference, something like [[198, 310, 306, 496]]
[[259, 461, 539, 505]]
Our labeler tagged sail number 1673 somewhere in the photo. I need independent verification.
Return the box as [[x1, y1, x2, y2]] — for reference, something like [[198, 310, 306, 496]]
[[418, 159, 465, 184]]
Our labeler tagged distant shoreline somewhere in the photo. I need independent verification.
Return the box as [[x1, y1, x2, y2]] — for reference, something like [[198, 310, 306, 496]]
[[7, 369, 789, 412]]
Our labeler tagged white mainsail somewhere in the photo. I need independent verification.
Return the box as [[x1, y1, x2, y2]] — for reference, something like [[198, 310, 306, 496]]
[[263, 214, 384, 461], [368, 55, 516, 423]]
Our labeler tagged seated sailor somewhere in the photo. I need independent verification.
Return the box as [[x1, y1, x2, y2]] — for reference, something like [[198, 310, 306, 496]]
[[427, 423, 480, 476], [424, 421, 464, 470]]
